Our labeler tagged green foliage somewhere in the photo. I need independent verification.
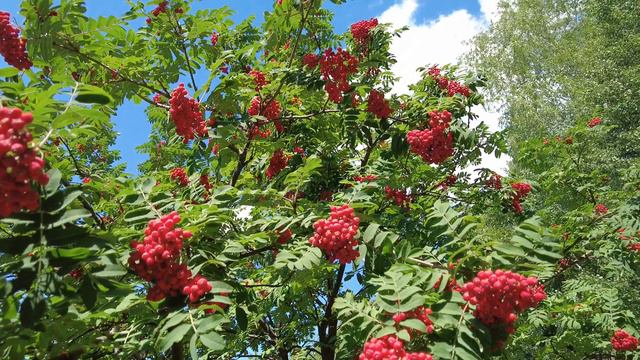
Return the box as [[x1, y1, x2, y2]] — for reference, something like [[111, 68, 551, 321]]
[[0, 0, 638, 359]]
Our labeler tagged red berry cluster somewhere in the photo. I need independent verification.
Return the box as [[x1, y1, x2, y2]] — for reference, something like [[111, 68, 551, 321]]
[[406, 110, 454, 164], [447, 80, 471, 97], [618, 229, 640, 253], [385, 186, 412, 208], [309, 204, 360, 264], [211, 31, 218, 46], [169, 84, 207, 143], [199, 174, 212, 192], [354, 174, 378, 182], [303, 53, 321, 68], [611, 330, 638, 352], [588, 117, 602, 128], [151, 1, 168, 17], [183, 275, 213, 303], [277, 228, 292, 245], [427, 66, 470, 98], [129, 212, 212, 302], [69, 268, 84, 280], [248, 126, 272, 140], [200, 174, 213, 200], [350, 18, 378, 47], [266, 149, 289, 180], [511, 183, 532, 214], [293, 146, 305, 156], [433, 275, 461, 292], [558, 258, 571, 268], [461, 270, 546, 333], [170, 167, 189, 186], [392, 306, 434, 334], [594, 203, 608, 215], [358, 336, 433, 360], [437, 175, 457, 190], [248, 96, 283, 133], [0, 107, 49, 218], [367, 90, 392, 119], [0, 12, 32, 70], [249, 70, 269, 91], [486, 173, 503, 189], [319, 48, 359, 103]]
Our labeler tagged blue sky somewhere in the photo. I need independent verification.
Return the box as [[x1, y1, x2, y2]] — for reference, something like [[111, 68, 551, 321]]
[[1, 0, 500, 174]]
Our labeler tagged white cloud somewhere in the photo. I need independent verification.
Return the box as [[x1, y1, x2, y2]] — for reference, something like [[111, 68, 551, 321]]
[[379, 0, 508, 174], [479, 0, 502, 24]]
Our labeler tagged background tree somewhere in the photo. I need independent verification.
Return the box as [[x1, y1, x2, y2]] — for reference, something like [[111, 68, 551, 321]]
[[466, 0, 640, 358], [0, 0, 638, 359], [466, 0, 640, 160]]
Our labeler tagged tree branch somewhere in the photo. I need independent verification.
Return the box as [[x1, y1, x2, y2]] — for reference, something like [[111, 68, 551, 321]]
[[169, 14, 199, 96], [53, 40, 170, 97], [318, 264, 345, 360]]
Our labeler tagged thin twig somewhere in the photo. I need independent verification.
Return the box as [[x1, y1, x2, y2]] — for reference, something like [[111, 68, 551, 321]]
[[53, 40, 169, 97]]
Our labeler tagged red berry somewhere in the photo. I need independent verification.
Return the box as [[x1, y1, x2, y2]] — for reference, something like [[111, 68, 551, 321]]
[[266, 149, 289, 180], [358, 335, 432, 360], [211, 31, 219, 46], [510, 183, 532, 214], [277, 228, 292, 245], [309, 205, 360, 264], [461, 270, 546, 335], [486, 173, 502, 189], [303, 53, 320, 68], [588, 117, 602, 128], [128, 212, 212, 302], [611, 330, 638, 352], [447, 80, 471, 97], [350, 18, 378, 48], [407, 110, 454, 164], [170, 167, 189, 186], [0, 107, 49, 218], [169, 84, 207, 143], [0, 12, 32, 70], [248, 96, 282, 122], [249, 70, 269, 91], [594, 203, 608, 215], [319, 48, 358, 103], [385, 186, 411, 208], [367, 90, 392, 119]]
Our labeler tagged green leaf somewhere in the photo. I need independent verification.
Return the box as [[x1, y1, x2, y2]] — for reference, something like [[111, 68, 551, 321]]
[[45, 169, 62, 197], [162, 312, 189, 333], [236, 306, 248, 331], [19, 295, 46, 329], [190, 333, 199, 360], [493, 243, 527, 257], [79, 277, 97, 309], [93, 264, 127, 278], [159, 324, 191, 352], [53, 111, 82, 129], [199, 331, 225, 351], [51, 208, 91, 227], [75, 84, 114, 104], [400, 318, 427, 333], [0, 67, 19, 77], [363, 223, 380, 243]]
